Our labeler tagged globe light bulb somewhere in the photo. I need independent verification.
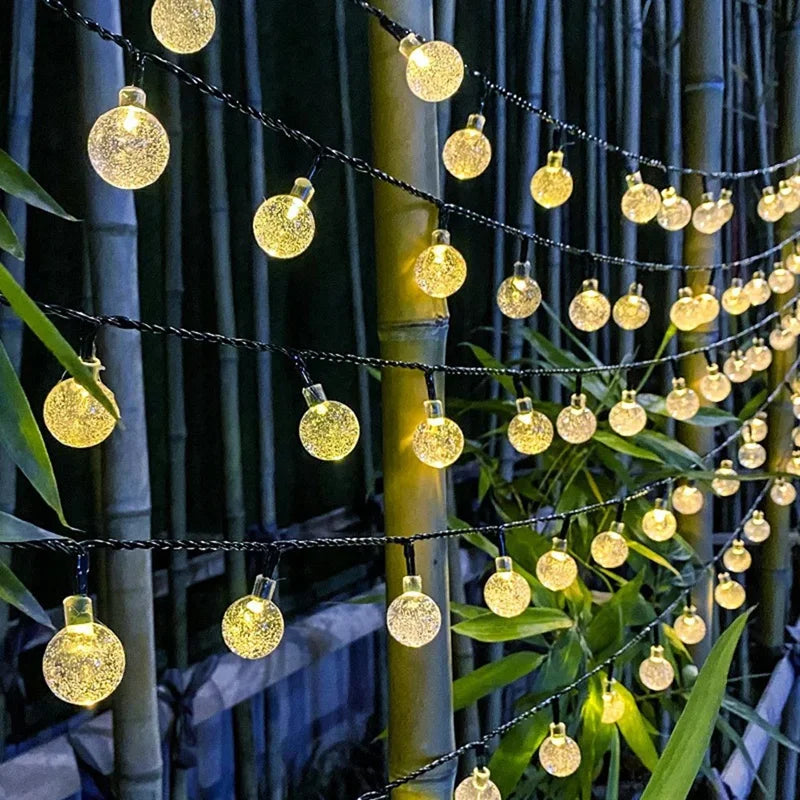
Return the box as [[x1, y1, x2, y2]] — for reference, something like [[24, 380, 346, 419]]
[[793, 393, 800, 420], [692, 191, 723, 234], [711, 459, 740, 497], [87, 86, 170, 190], [42, 595, 125, 706], [556, 393, 597, 444], [778, 177, 800, 212], [744, 338, 772, 372], [496, 260, 541, 319], [785, 449, 800, 477], [714, 572, 745, 609], [536, 538, 578, 591], [738, 441, 766, 469], [253, 177, 315, 259], [723, 350, 752, 384], [757, 186, 785, 222], [638, 644, 674, 691], [222, 574, 284, 659], [386, 574, 442, 648], [454, 767, 501, 800], [569, 279, 611, 331], [666, 377, 700, 421], [483, 556, 531, 618], [721, 277, 751, 316], [743, 509, 770, 543], [674, 604, 707, 645], [590, 521, 629, 568], [785, 244, 800, 275], [507, 397, 553, 455], [770, 478, 797, 505], [538, 722, 582, 777], [601, 679, 626, 724], [769, 325, 796, 351], [669, 287, 700, 331], [399, 34, 464, 102], [608, 389, 647, 437], [442, 114, 492, 180], [745, 412, 768, 442], [699, 363, 731, 403], [716, 187, 735, 226], [413, 229, 467, 298], [43, 357, 119, 448], [744, 270, 771, 306], [150, 0, 216, 54], [412, 399, 464, 468], [621, 171, 661, 223], [794, 425, 800, 447], [783, 313, 800, 336], [298, 383, 360, 461], [657, 186, 692, 231], [530, 150, 574, 208], [695, 284, 721, 324], [641, 498, 677, 541], [672, 483, 704, 515], [722, 539, 752, 573], [768, 263, 795, 294], [613, 283, 650, 330]]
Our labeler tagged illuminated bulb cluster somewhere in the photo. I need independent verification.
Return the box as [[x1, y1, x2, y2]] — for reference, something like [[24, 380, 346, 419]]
[[43, 595, 125, 706], [536, 538, 578, 591], [591, 521, 629, 568], [496, 260, 541, 319], [674, 604, 707, 645], [556, 393, 597, 444], [723, 350, 752, 384], [721, 278, 751, 316], [712, 459, 740, 497], [443, 114, 492, 180], [638, 645, 674, 691], [692, 190, 732, 234], [778, 177, 800, 213], [699, 363, 731, 403], [386, 574, 441, 648], [672, 483, 704, 515], [88, 86, 170, 190], [722, 539, 751, 573], [43, 357, 119, 448], [613, 283, 650, 330], [714, 572, 745, 609], [785, 449, 800, 477], [507, 397, 553, 455], [150, 0, 216, 54], [621, 172, 661, 223], [530, 150, 574, 208], [768, 262, 795, 294], [569, 279, 610, 332], [744, 510, 770, 542], [757, 186, 785, 223], [666, 377, 700, 421], [253, 178, 316, 259], [538, 722, 581, 777], [771, 477, 797, 506], [413, 229, 467, 298], [601, 679, 626, 724], [298, 384, 360, 461], [454, 767, 501, 800], [609, 389, 647, 437], [642, 498, 677, 542], [483, 556, 531, 617], [412, 399, 464, 468], [222, 575, 284, 659], [657, 186, 691, 231], [399, 34, 464, 102], [745, 338, 772, 372]]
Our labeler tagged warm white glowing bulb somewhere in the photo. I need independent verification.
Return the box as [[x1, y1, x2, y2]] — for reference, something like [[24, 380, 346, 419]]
[[638, 644, 674, 691], [590, 521, 629, 568], [454, 767, 501, 800], [721, 278, 751, 316], [665, 377, 700, 421], [794, 425, 800, 447], [722, 539, 751, 573], [442, 114, 492, 180], [556, 393, 597, 444], [746, 413, 768, 442], [483, 556, 531, 618], [253, 177, 315, 259], [785, 449, 800, 477], [717, 188, 735, 226], [757, 186, 785, 222], [601, 679, 626, 724], [714, 572, 745, 609], [151, 0, 216, 53], [621, 171, 661, 223], [743, 510, 770, 542], [507, 396, 553, 455], [769, 325, 796, 351], [642, 498, 677, 541], [530, 150, 574, 208], [609, 389, 647, 437], [674, 604, 707, 645], [222, 575, 284, 659], [723, 350, 752, 384], [770, 477, 797, 506], [412, 399, 464, 468], [738, 441, 766, 470], [712, 459, 740, 497], [496, 260, 542, 319], [538, 722, 582, 777], [793, 392, 800, 420], [297, 384, 359, 462], [672, 484, 704, 515], [692, 191, 723, 234], [768, 263, 795, 294], [669, 287, 700, 331], [569, 279, 610, 331], [785, 245, 800, 275], [386, 574, 442, 647], [744, 338, 772, 372], [744, 270, 771, 306], [778, 179, 800, 212], [657, 186, 692, 231], [399, 34, 464, 102], [699, 363, 731, 403], [694, 284, 721, 324], [413, 229, 467, 298], [536, 538, 578, 591], [613, 283, 650, 330]]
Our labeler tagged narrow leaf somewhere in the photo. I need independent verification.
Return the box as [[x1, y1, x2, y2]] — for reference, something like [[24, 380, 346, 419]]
[[606, 727, 620, 800], [453, 652, 545, 711], [638, 393, 737, 427], [0, 510, 66, 542], [627, 540, 681, 576], [0, 558, 54, 629], [489, 714, 549, 797], [722, 695, 800, 753], [0, 148, 76, 220], [452, 607, 573, 642], [0, 209, 23, 259], [615, 679, 659, 771], [593, 429, 663, 462]]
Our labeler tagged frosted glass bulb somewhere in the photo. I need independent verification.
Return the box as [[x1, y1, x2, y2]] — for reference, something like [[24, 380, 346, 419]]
[[454, 767, 501, 800], [743, 510, 770, 542], [151, 0, 216, 53], [778, 175, 799, 210], [43, 357, 119, 448], [744, 338, 772, 372], [721, 278, 751, 315], [714, 572, 745, 609], [536, 538, 577, 591], [695, 285, 721, 324], [744, 271, 771, 306], [399, 34, 464, 102], [496, 260, 542, 319], [757, 186, 785, 222], [769, 325, 796, 351], [569, 279, 610, 331], [699, 363, 731, 402], [601, 679, 625, 724], [666, 377, 700, 421], [412, 399, 464, 468], [768, 263, 795, 294], [253, 177, 315, 259], [298, 384, 360, 461], [770, 478, 797, 505], [669, 287, 700, 331], [608, 389, 647, 437], [621, 171, 661, 223], [42, 595, 125, 706], [556, 393, 597, 444], [692, 191, 723, 234], [87, 86, 170, 190], [638, 645, 674, 691], [386, 574, 441, 647], [722, 539, 751, 573], [530, 150, 573, 208], [723, 350, 752, 384], [222, 575, 284, 659], [745, 413, 768, 442], [442, 114, 492, 180], [507, 397, 553, 455], [538, 722, 581, 777], [590, 521, 629, 568], [794, 426, 800, 447], [657, 186, 692, 231], [672, 484, 704, 515], [413, 229, 467, 298], [674, 604, 707, 645], [641, 498, 677, 541], [785, 245, 800, 275], [712, 459, 740, 497], [483, 556, 531, 617], [785, 449, 800, 476], [717, 187, 735, 225], [613, 283, 650, 330], [783, 313, 800, 336], [738, 441, 766, 469]]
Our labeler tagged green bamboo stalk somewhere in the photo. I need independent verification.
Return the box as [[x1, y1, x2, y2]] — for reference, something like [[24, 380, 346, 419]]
[[596, 1, 611, 362], [368, 2, 456, 796], [434, 0, 455, 190]]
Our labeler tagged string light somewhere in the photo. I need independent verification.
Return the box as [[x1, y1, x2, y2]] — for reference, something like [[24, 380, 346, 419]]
[[737, 433, 766, 470], [608, 389, 647, 437], [669, 287, 700, 331], [638, 644, 674, 691], [757, 186, 785, 222], [722, 539, 751, 573], [412, 399, 464, 468], [43, 357, 119, 448], [779, 178, 800, 212], [665, 377, 700, 421], [768, 262, 795, 294], [569, 279, 610, 332], [785, 449, 800, 476], [87, 86, 170, 190], [743, 510, 770, 542], [483, 556, 531, 618], [722, 350, 752, 384], [590, 521, 629, 569], [621, 171, 661, 223], [794, 425, 800, 447], [399, 34, 464, 102], [496, 260, 541, 319], [692, 191, 723, 234], [150, 0, 216, 54], [744, 270, 771, 306], [222, 574, 284, 659], [717, 187, 735, 225], [601, 678, 626, 724], [454, 767, 501, 800], [530, 151, 573, 209], [711, 459, 740, 497], [785, 244, 800, 274], [714, 572, 745, 609], [699, 363, 731, 403], [42, 594, 125, 706], [613, 283, 650, 330], [769, 324, 796, 351], [657, 186, 692, 231], [641, 498, 677, 542], [253, 177, 316, 259], [556, 392, 597, 444], [298, 384, 360, 461], [538, 722, 582, 777], [672, 483, 704, 515], [442, 114, 492, 180], [770, 477, 797, 505], [744, 338, 772, 372], [507, 396, 553, 455], [536, 538, 577, 592], [746, 413, 768, 442], [695, 284, 721, 324], [721, 277, 751, 316], [413, 229, 467, 298], [386, 573, 442, 648], [673, 604, 707, 645]]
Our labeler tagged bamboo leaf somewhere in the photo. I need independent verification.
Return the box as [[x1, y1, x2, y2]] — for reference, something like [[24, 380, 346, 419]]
[[452, 607, 573, 642], [0, 558, 54, 629], [489, 714, 549, 797], [615, 679, 659, 771], [0, 148, 77, 220], [593, 429, 663, 462], [0, 209, 23, 260], [627, 540, 681, 576], [460, 343, 516, 395], [450, 602, 488, 620], [606, 726, 620, 800], [586, 572, 644, 659], [638, 393, 737, 427], [635, 430, 705, 469], [577, 675, 612, 800], [0, 510, 66, 542], [714, 715, 768, 794], [721, 695, 800, 753], [453, 652, 545, 711]]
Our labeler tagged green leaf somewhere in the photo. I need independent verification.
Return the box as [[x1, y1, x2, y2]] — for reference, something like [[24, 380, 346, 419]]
[[452, 607, 573, 642], [460, 343, 516, 395], [606, 726, 620, 800], [0, 558, 54, 629], [593, 429, 663, 462], [0, 510, 66, 542], [0, 341, 66, 525], [635, 430, 705, 469], [627, 540, 681, 576], [489, 714, 549, 797], [0, 148, 76, 220], [586, 572, 645, 659], [615, 680, 659, 771], [0, 263, 119, 421], [640, 609, 753, 800], [714, 715, 768, 794], [721, 695, 800, 753], [638, 394, 737, 427], [577, 675, 613, 800], [453, 652, 545, 711], [0, 210, 23, 259], [450, 602, 491, 620]]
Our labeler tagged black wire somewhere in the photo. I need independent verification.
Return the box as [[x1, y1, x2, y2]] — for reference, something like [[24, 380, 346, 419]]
[[424, 369, 438, 401], [73, 548, 89, 596], [551, 697, 560, 725], [403, 542, 416, 575]]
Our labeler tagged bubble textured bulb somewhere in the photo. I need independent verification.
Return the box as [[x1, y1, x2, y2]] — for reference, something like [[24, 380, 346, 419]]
[[669, 287, 700, 331], [483, 556, 531, 618], [723, 351, 752, 384], [639, 645, 674, 691], [569, 279, 610, 331], [744, 271, 771, 306], [601, 680, 626, 724], [298, 384, 360, 461], [692, 191, 723, 234], [150, 0, 216, 53], [399, 34, 464, 102], [386, 575, 441, 648], [608, 389, 647, 437], [744, 338, 772, 372], [413, 229, 467, 298], [757, 186, 785, 222], [538, 722, 582, 777], [770, 325, 796, 351], [716, 188, 735, 226], [613, 283, 650, 330], [770, 478, 797, 506], [699, 364, 731, 403], [496, 260, 541, 319], [507, 397, 553, 455], [253, 178, 315, 259], [743, 510, 770, 542], [222, 575, 284, 659], [738, 441, 766, 469], [723, 540, 751, 573], [715, 572, 746, 609], [768, 263, 795, 294], [672, 484, 704, 515], [412, 400, 464, 468], [530, 150, 574, 208], [556, 393, 597, 444], [674, 605, 707, 645], [712, 460, 740, 497], [590, 522, 629, 568], [536, 539, 578, 591], [621, 171, 661, 223], [746, 414, 768, 442], [641, 498, 677, 541], [722, 278, 751, 315], [780, 178, 800, 213], [695, 285, 721, 324], [665, 377, 700, 421], [454, 767, 501, 800], [442, 114, 492, 180], [657, 186, 692, 231]]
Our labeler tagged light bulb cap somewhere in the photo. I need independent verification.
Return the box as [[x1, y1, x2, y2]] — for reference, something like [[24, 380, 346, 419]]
[[620, 389, 637, 403], [672, 377, 687, 390], [549, 721, 567, 740], [678, 286, 694, 298], [581, 278, 599, 292], [570, 393, 586, 409], [289, 177, 314, 205], [466, 113, 486, 132], [649, 644, 665, 660], [302, 383, 327, 408], [402, 574, 423, 593], [495, 555, 513, 573], [546, 150, 565, 169], [661, 186, 677, 200], [627, 282, 643, 297], [762, 186, 777, 199], [515, 396, 533, 415], [610, 521, 625, 535], [252, 574, 277, 601], [63, 594, 95, 628], [512, 259, 532, 280], [398, 33, 423, 58], [423, 398, 445, 420], [551, 537, 568, 553], [471, 766, 491, 790], [719, 188, 733, 201], [625, 171, 643, 188], [431, 228, 451, 246], [118, 85, 146, 108]]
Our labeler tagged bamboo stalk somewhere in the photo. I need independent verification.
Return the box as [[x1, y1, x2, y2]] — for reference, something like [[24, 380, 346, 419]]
[[368, 2, 456, 796], [434, 0, 455, 190], [596, 1, 611, 363]]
